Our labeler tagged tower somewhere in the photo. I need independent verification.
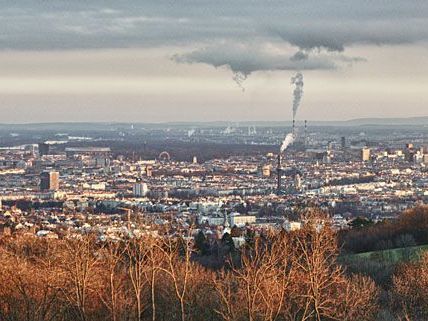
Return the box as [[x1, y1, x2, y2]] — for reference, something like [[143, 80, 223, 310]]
[[40, 171, 59, 191], [146, 165, 153, 177], [341, 136, 346, 149], [133, 182, 148, 197], [277, 154, 282, 194], [361, 148, 371, 161], [294, 173, 302, 191], [38, 143, 50, 157]]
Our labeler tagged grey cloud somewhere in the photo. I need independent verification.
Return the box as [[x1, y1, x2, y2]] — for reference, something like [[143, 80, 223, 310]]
[[173, 43, 367, 75], [273, 18, 428, 52], [290, 51, 309, 61], [2, 1, 428, 50], [1, 1, 428, 73]]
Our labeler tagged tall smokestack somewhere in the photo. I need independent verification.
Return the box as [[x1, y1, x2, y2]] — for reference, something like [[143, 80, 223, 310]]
[[277, 154, 282, 194], [292, 119, 296, 136]]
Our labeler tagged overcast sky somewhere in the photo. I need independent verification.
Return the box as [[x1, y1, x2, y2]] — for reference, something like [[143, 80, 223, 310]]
[[1, 0, 428, 123]]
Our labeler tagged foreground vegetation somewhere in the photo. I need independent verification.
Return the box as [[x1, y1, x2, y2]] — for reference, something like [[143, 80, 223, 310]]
[[1, 207, 428, 320], [340, 244, 428, 285], [0, 212, 378, 321], [340, 206, 428, 254]]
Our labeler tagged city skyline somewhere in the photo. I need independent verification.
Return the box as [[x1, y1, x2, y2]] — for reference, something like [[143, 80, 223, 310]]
[[1, 1, 428, 122]]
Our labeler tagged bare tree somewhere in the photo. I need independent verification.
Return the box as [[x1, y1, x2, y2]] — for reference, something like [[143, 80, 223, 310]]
[[99, 240, 130, 321], [392, 252, 428, 320], [338, 274, 379, 321], [0, 211, 381, 321], [143, 237, 163, 321], [58, 236, 101, 321], [213, 231, 292, 321], [212, 271, 239, 321], [156, 236, 192, 321], [293, 223, 345, 321], [125, 237, 150, 321], [0, 236, 67, 321]]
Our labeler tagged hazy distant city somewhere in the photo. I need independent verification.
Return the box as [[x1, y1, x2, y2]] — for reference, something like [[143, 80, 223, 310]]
[[1, 118, 427, 235]]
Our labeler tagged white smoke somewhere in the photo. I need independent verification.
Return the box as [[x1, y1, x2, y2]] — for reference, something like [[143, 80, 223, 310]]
[[232, 71, 247, 92], [280, 132, 295, 153], [223, 126, 236, 134], [278, 72, 303, 153], [187, 129, 195, 137], [291, 72, 304, 118]]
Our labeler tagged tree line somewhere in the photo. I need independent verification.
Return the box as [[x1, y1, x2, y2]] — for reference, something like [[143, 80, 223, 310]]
[[1, 209, 428, 320], [340, 206, 428, 254]]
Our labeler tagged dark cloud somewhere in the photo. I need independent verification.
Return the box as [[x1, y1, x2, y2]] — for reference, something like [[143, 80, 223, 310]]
[[273, 19, 428, 52], [172, 43, 342, 74], [1, 1, 428, 73], [290, 51, 309, 61], [3, 1, 428, 50], [173, 43, 367, 75]]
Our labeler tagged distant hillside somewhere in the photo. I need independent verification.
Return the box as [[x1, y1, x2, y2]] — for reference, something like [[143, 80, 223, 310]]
[[0, 116, 426, 131], [343, 116, 428, 126]]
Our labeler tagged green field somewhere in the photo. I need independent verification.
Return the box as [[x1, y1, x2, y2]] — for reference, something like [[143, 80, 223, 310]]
[[339, 245, 428, 283], [342, 244, 428, 264]]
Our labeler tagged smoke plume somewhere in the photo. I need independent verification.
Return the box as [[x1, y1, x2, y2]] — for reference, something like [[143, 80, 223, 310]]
[[187, 129, 195, 137], [232, 71, 247, 92], [280, 132, 295, 153], [291, 72, 304, 119]]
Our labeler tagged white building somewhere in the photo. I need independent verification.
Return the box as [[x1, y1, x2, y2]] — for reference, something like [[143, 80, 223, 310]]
[[133, 183, 149, 197], [283, 220, 302, 232], [229, 212, 256, 227]]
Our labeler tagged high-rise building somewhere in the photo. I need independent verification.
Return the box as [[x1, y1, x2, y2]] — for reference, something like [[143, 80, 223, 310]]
[[294, 173, 302, 191], [40, 171, 59, 191], [361, 148, 371, 161], [146, 165, 153, 177], [405, 151, 416, 163], [38, 143, 50, 157], [133, 182, 148, 197], [95, 157, 110, 168], [341, 136, 346, 149]]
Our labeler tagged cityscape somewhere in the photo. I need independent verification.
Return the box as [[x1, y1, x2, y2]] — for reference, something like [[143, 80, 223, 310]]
[[0, 120, 427, 239], [1, 1, 428, 321]]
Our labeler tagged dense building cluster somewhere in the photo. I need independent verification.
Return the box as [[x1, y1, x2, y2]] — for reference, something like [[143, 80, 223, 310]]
[[0, 124, 426, 242]]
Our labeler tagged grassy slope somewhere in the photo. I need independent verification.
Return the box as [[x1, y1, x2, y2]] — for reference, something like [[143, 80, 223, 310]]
[[342, 244, 428, 264], [339, 245, 428, 284]]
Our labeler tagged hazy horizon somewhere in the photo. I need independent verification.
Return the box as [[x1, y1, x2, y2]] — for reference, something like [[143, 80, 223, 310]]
[[0, 116, 427, 127], [1, 1, 428, 122]]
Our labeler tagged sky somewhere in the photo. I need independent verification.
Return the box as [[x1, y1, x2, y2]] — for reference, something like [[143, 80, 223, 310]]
[[1, 0, 428, 123]]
